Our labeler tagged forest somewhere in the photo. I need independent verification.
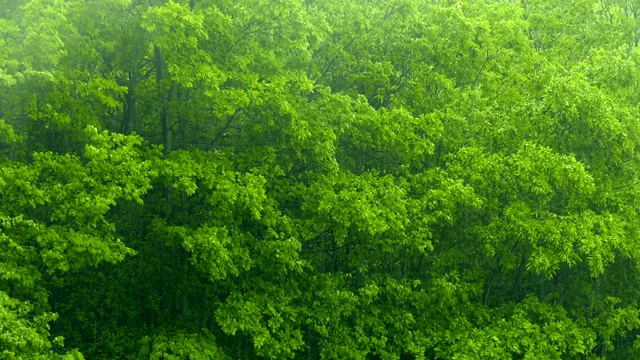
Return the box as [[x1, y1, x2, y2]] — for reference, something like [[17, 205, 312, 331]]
[[3, 0, 640, 358]]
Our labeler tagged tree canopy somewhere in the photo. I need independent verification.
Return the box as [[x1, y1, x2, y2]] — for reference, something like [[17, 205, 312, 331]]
[[3, 0, 640, 358]]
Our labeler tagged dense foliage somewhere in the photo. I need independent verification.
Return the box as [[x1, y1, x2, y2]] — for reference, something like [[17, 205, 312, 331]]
[[3, 0, 640, 358]]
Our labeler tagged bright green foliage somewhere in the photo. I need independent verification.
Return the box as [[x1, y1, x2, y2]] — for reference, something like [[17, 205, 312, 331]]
[[0, 291, 84, 359], [439, 296, 597, 359], [3, 0, 640, 359], [137, 330, 230, 360]]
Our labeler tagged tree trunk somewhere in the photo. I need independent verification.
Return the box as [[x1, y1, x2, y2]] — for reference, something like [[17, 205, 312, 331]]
[[121, 70, 138, 134], [154, 46, 173, 155]]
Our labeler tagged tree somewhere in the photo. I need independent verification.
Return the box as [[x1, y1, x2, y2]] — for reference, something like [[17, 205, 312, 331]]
[[3, 0, 640, 358]]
